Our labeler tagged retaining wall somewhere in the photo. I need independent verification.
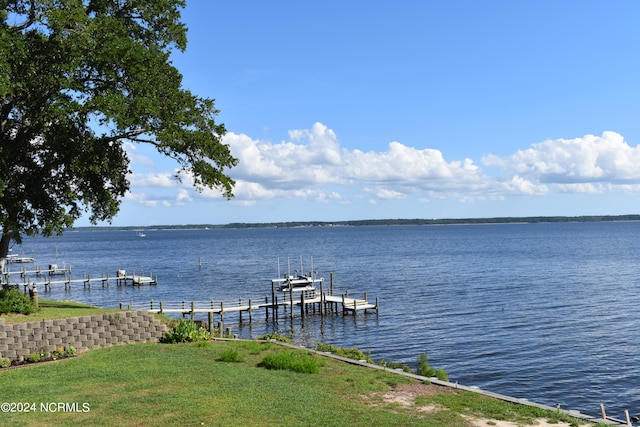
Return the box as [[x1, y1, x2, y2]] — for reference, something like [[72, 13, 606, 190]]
[[0, 311, 168, 361]]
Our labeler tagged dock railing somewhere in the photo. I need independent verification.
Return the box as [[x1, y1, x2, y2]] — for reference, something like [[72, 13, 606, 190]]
[[122, 289, 378, 332]]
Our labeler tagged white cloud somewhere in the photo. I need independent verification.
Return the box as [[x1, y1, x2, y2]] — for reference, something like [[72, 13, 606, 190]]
[[124, 142, 155, 168], [365, 187, 407, 200], [483, 132, 640, 192], [223, 122, 493, 203], [129, 172, 176, 188], [175, 189, 193, 205], [124, 125, 640, 213]]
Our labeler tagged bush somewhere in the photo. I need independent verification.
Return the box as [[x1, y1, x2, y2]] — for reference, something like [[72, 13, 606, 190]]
[[0, 288, 36, 315], [259, 350, 321, 374], [217, 348, 243, 363], [0, 357, 10, 368], [27, 352, 42, 363], [242, 341, 272, 354], [162, 319, 211, 343], [255, 333, 292, 343], [378, 358, 413, 373], [64, 345, 76, 357], [315, 343, 374, 364], [416, 352, 448, 381]]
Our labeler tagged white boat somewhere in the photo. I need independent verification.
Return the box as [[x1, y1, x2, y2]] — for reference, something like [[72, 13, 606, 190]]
[[136, 231, 146, 237], [275, 273, 319, 292], [6, 252, 34, 263], [271, 257, 323, 293]]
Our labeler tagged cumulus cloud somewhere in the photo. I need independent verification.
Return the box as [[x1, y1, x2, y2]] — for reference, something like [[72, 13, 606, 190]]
[[124, 124, 640, 211], [129, 172, 176, 188], [483, 131, 640, 192], [223, 122, 492, 204]]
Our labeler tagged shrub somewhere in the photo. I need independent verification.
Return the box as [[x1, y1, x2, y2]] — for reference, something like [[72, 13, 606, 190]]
[[162, 319, 211, 343], [259, 350, 321, 374], [218, 348, 243, 363], [0, 288, 36, 315], [379, 358, 413, 373], [242, 341, 272, 354], [255, 333, 292, 343], [315, 343, 374, 364], [64, 345, 76, 357], [27, 352, 42, 363], [416, 352, 448, 381], [0, 357, 10, 368]]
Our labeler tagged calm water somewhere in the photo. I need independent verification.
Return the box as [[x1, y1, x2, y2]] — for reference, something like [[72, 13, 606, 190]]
[[9, 222, 640, 417]]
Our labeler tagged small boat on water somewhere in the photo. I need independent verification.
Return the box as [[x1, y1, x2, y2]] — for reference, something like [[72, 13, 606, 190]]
[[271, 257, 323, 293], [275, 273, 321, 292], [136, 231, 146, 238]]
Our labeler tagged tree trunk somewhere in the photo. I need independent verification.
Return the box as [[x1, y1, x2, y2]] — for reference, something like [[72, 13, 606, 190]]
[[0, 227, 14, 275]]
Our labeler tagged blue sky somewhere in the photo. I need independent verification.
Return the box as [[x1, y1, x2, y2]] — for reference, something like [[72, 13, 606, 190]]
[[84, 1, 640, 226]]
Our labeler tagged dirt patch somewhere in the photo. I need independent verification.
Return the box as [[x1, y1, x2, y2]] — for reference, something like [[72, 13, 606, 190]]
[[464, 417, 579, 427], [365, 383, 584, 427], [365, 381, 458, 413]]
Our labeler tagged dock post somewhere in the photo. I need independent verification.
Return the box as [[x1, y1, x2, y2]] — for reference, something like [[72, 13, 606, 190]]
[[600, 403, 606, 420], [265, 295, 269, 320], [191, 301, 195, 320], [319, 281, 325, 315], [271, 280, 276, 317], [208, 312, 214, 335], [220, 301, 225, 327], [376, 297, 379, 315], [150, 299, 154, 311], [300, 292, 305, 318], [342, 294, 346, 315], [330, 272, 333, 296], [210, 299, 215, 326], [160, 301, 164, 314], [625, 410, 631, 426], [289, 287, 294, 319], [248, 298, 253, 323]]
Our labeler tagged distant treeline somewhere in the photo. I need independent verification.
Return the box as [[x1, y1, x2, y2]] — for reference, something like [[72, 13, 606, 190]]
[[74, 215, 640, 231]]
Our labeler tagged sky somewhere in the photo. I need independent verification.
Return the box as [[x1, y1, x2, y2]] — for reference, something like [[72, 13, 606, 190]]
[[83, 0, 640, 226]]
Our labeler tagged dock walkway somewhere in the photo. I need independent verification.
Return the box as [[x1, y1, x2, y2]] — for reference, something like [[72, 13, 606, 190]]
[[124, 282, 379, 334], [2, 269, 157, 290]]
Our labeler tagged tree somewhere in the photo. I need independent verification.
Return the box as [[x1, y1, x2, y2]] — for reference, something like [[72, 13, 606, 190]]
[[0, 0, 238, 271]]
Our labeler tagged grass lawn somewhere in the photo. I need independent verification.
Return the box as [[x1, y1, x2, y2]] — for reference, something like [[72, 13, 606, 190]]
[[0, 339, 604, 427], [1, 299, 121, 323]]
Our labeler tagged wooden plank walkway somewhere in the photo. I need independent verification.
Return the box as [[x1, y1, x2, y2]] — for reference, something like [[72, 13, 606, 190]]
[[4, 271, 157, 290], [123, 290, 379, 331]]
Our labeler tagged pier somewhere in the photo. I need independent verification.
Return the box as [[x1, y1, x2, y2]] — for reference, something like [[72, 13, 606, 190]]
[[123, 273, 378, 333], [2, 268, 157, 291]]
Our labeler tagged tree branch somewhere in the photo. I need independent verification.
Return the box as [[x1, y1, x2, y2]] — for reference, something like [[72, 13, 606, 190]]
[[11, 0, 37, 31]]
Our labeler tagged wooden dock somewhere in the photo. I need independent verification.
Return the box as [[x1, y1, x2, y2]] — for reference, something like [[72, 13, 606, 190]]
[[3, 269, 157, 291], [123, 272, 379, 333], [128, 292, 378, 319]]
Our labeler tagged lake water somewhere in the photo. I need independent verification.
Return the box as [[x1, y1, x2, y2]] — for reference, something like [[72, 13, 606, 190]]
[[8, 222, 640, 418]]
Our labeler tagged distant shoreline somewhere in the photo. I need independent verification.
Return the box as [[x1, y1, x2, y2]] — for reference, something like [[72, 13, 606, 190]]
[[72, 214, 640, 231]]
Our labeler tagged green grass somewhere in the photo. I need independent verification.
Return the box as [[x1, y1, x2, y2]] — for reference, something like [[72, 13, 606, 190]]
[[0, 340, 604, 427], [0, 298, 120, 323]]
